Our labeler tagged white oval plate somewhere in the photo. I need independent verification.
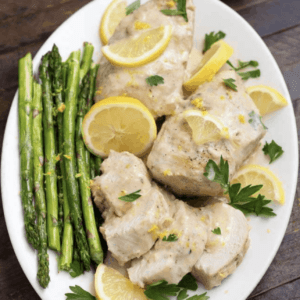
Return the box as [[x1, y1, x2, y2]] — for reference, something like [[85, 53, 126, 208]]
[[1, 0, 298, 299]]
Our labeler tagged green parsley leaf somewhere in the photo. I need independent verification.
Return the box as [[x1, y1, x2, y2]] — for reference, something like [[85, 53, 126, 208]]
[[204, 158, 276, 217], [262, 140, 284, 163], [161, 0, 188, 22], [238, 69, 261, 80], [146, 75, 165, 86], [223, 78, 237, 91], [162, 233, 178, 242], [118, 189, 141, 202], [248, 111, 268, 130], [178, 273, 198, 291], [203, 156, 230, 193], [126, 0, 140, 15], [211, 227, 221, 235], [144, 280, 181, 300], [177, 289, 189, 300], [229, 183, 263, 204], [203, 31, 226, 52], [227, 60, 259, 71], [68, 260, 84, 278], [186, 293, 209, 300], [65, 285, 96, 300]]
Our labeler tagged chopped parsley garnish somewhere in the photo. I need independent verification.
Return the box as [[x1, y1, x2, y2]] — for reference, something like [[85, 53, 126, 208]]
[[248, 111, 268, 130], [227, 60, 259, 71], [161, 0, 188, 22], [65, 285, 96, 300], [204, 156, 276, 217], [211, 227, 221, 235], [203, 31, 226, 53], [68, 260, 84, 278], [126, 0, 140, 15], [118, 189, 141, 202], [178, 273, 198, 291], [162, 233, 178, 242], [146, 75, 164, 86], [223, 78, 237, 91], [144, 275, 209, 300], [238, 69, 261, 80], [262, 140, 284, 164]]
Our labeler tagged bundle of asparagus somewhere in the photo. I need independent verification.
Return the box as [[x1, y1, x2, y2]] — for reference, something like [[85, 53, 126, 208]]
[[18, 43, 103, 288]]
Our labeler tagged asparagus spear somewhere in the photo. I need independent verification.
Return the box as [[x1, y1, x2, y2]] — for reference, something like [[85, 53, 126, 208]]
[[63, 50, 91, 270], [18, 53, 39, 249], [39, 52, 61, 251], [32, 81, 50, 288], [76, 73, 103, 265], [79, 42, 94, 84], [86, 63, 102, 178], [49, 45, 74, 270]]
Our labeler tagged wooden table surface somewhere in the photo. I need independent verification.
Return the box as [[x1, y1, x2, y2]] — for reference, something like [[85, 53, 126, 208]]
[[0, 0, 299, 299]]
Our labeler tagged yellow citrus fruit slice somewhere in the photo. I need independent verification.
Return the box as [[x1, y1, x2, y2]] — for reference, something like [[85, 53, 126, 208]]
[[95, 264, 147, 300], [82, 96, 157, 157], [246, 85, 288, 116], [102, 25, 173, 68], [183, 40, 234, 92], [100, 0, 127, 45], [183, 110, 229, 145], [231, 164, 285, 204]]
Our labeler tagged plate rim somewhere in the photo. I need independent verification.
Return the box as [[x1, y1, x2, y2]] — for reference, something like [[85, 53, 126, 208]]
[[1, 0, 298, 299]]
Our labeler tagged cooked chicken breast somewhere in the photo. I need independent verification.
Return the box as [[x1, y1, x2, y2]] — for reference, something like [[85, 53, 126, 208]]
[[147, 70, 266, 196], [91, 150, 152, 218], [104, 251, 131, 278], [192, 201, 250, 290], [95, 0, 195, 118], [100, 186, 174, 266], [128, 200, 209, 287]]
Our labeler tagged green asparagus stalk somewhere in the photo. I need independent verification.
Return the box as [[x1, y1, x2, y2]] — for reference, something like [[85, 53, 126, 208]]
[[63, 50, 91, 270], [32, 81, 50, 288], [76, 73, 103, 265], [49, 45, 74, 270], [86, 63, 102, 178], [39, 52, 61, 251], [79, 42, 94, 84], [18, 53, 39, 249]]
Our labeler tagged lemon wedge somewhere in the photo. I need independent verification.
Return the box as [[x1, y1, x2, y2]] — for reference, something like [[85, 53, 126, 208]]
[[231, 164, 285, 204], [95, 264, 147, 300], [82, 96, 157, 157], [246, 85, 288, 116], [183, 110, 229, 145], [100, 0, 127, 45], [183, 40, 234, 92], [102, 25, 173, 68]]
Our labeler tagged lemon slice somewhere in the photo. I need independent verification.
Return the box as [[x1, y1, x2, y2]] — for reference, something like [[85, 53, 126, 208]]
[[231, 164, 285, 204], [183, 110, 229, 145], [82, 96, 157, 157], [246, 85, 288, 116], [95, 264, 147, 300], [183, 40, 234, 92], [100, 0, 127, 45], [102, 25, 173, 68]]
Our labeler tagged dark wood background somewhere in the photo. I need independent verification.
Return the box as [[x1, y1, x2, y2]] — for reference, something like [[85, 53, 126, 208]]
[[0, 0, 299, 299]]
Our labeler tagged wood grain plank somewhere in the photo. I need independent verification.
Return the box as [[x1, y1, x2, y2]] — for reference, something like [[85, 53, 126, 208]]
[[221, 0, 273, 12], [0, 0, 91, 55], [235, 0, 300, 38], [249, 277, 300, 299]]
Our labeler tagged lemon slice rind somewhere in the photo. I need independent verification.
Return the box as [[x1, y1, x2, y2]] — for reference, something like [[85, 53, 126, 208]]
[[183, 40, 234, 92], [231, 164, 285, 205], [102, 25, 173, 68], [100, 0, 127, 45], [82, 96, 157, 158], [183, 109, 229, 145], [95, 264, 147, 300], [246, 85, 288, 116]]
